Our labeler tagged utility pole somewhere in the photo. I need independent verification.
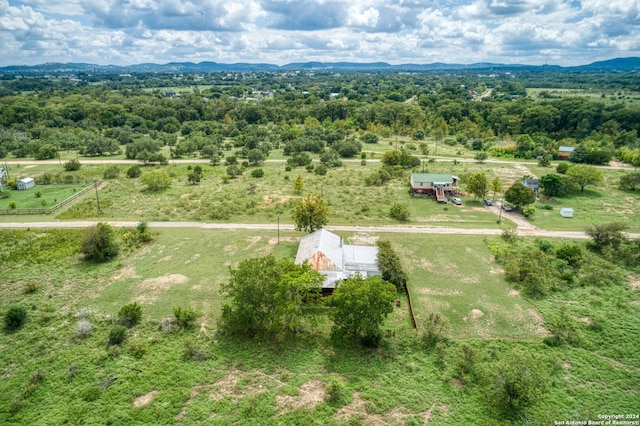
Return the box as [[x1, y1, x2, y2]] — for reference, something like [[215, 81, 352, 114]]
[[94, 180, 102, 214], [277, 214, 280, 245]]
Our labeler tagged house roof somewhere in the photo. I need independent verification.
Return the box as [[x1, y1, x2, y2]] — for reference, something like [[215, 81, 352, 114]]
[[558, 146, 575, 152], [295, 229, 380, 289], [343, 245, 379, 272], [411, 173, 456, 184], [295, 229, 343, 272]]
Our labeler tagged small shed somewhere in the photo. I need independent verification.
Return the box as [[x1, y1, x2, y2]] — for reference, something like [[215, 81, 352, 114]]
[[560, 207, 574, 218], [558, 146, 575, 160], [17, 177, 35, 191]]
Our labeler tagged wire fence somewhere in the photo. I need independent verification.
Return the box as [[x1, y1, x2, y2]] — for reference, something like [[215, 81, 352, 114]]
[[0, 180, 101, 215]]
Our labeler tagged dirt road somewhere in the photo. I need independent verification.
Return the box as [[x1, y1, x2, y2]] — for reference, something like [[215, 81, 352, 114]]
[[0, 220, 628, 240]]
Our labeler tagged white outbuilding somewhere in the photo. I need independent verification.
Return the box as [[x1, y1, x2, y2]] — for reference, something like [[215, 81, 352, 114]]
[[560, 207, 574, 218], [16, 177, 35, 190]]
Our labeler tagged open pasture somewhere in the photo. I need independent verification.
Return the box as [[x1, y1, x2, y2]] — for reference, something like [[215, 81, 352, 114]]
[[1, 227, 639, 424]]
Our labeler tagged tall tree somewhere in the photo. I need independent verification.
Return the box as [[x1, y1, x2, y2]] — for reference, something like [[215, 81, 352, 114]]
[[329, 275, 396, 346], [539, 174, 566, 197], [466, 172, 489, 199], [504, 183, 536, 209], [292, 194, 330, 232], [489, 177, 503, 200], [566, 164, 603, 192], [220, 256, 324, 338]]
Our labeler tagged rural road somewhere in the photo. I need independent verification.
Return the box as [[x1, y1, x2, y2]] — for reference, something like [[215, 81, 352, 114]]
[[1, 220, 632, 240]]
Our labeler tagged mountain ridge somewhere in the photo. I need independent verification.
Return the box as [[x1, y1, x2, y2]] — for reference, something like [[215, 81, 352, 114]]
[[1, 57, 638, 75]]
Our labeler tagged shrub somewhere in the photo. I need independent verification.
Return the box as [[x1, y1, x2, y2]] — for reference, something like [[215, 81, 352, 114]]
[[325, 377, 350, 406], [4, 306, 27, 331], [103, 165, 120, 179], [183, 340, 209, 361], [314, 164, 328, 175], [556, 161, 570, 174], [173, 307, 198, 329], [422, 312, 450, 349], [251, 168, 264, 178], [141, 171, 172, 191], [108, 325, 127, 345], [63, 159, 81, 171], [118, 302, 142, 327], [126, 165, 142, 178], [23, 282, 38, 294], [522, 205, 536, 217], [389, 203, 410, 222], [81, 223, 119, 263], [76, 319, 92, 338], [9, 201, 17, 209]]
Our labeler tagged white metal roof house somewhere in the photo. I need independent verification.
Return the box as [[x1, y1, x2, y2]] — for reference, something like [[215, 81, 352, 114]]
[[295, 229, 380, 295], [16, 177, 35, 190]]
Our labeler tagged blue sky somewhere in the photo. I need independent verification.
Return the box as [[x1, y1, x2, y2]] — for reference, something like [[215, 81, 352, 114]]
[[0, 0, 638, 66]]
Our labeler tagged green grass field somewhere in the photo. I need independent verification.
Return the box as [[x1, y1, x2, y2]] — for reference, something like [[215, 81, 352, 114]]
[[2, 157, 640, 232], [0, 184, 91, 210], [1, 227, 638, 424], [527, 87, 640, 106]]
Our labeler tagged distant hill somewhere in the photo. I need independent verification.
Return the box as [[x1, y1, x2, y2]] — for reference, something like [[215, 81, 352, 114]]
[[1, 57, 638, 75], [574, 57, 640, 71]]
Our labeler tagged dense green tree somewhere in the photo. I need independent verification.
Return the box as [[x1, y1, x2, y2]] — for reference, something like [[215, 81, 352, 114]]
[[36, 143, 58, 160], [125, 137, 162, 160], [376, 240, 408, 292], [292, 194, 329, 232], [247, 148, 265, 165], [486, 349, 549, 416], [329, 275, 396, 346], [474, 151, 488, 163], [566, 164, 603, 192], [141, 171, 171, 192], [504, 183, 536, 209], [539, 174, 566, 197], [466, 172, 489, 199], [619, 172, 640, 191], [585, 222, 628, 252], [81, 223, 119, 263], [220, 256, 324, 338]]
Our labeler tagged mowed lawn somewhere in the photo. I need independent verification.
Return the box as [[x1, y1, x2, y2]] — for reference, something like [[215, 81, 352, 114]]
[[377, 233, 543, 340]]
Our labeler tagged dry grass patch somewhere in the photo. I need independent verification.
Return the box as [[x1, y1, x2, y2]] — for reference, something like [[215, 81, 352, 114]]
[[268, 236, 298, 245], [133, 390, 158, 408], [275, 380, 324, 413], [112, 265, 140, 282], [347, 232, 379, 245], [418, 288, 462, 296], [133, 273, 189, 303], [335, 392, 445, 425], [469, 309, 484, 320]]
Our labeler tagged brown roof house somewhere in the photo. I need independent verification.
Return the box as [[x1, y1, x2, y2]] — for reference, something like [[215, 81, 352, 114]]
[[295, 229, 381, 295]]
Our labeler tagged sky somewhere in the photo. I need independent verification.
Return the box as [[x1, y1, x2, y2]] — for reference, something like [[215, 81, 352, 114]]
[[0, 0, 639, 67]]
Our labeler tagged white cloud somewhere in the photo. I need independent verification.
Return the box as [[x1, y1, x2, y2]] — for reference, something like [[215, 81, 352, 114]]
[[0, 0, 638, 66]]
